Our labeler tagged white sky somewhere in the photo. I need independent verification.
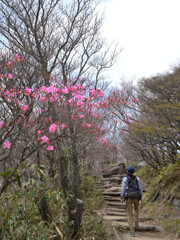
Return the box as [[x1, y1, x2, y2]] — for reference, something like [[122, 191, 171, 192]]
[[101, 0, 180, 84]]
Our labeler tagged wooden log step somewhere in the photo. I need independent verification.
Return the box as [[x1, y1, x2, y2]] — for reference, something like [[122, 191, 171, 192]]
[[106, 202, 125, 208], [115, 217, 152, 223], [104, 215, 151, 222], [103, 195, 121, 199], [106, 212, 127, 216], [103, 196, 121, 202], [103, 195, 120, 198], [102, 192, 120, 196], [106, 208, 126, 213]]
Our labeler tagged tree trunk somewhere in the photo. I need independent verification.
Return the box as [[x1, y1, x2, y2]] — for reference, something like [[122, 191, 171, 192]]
[[34, 190, 52, 223], [71, 139, 83, 239], [59, 151, 83, 239], [34, 152, 52, 223]]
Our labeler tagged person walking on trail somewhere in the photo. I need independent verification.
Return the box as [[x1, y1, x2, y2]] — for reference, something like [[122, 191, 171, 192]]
[[120, 166, 143, 237]]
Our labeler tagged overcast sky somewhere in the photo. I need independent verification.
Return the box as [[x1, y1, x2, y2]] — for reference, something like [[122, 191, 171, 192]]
[[101, 0, 180, 84]]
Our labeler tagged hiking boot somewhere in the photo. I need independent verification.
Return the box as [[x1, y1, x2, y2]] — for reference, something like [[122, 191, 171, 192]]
[[135, 222, 139, 228], [130, 232, 135, 237]]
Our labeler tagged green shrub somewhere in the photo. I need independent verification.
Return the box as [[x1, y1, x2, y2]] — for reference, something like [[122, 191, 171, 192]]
[[80, 174, 109, 240], [137, 161, 180, 200], [163, 218, 180, 233], [81, 215, 108, 240], [0, 167, 108, 240], [137, 162, 180, 236]]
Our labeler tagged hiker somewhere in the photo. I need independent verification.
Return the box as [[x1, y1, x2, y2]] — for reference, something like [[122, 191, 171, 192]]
[[120, 166, 143, 237]]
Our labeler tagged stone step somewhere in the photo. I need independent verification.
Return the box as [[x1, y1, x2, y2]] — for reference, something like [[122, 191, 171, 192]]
[[95, 182, 104, 185]]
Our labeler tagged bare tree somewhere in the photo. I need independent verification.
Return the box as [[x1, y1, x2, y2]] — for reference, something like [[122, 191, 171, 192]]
[[0, 0, 119, 88]]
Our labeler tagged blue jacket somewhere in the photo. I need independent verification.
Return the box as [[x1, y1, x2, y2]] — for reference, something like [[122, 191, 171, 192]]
[[121, 175, 143, 198]]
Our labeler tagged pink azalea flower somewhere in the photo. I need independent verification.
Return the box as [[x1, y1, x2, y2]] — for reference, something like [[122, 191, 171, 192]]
[[25, 87, 32, 95], [68, 98, 73, 104], [7, 62, 13, 66], [77, 100, 84, 106], [41, 86, 48, 93], [96, 89, 103, 96], [3, 140, 11, 149], [50, 93, 59, 102], [47, 145, 54, 151], [41, 135, 49, 143], [90, 88, 96, 95], [48, 85, 56, 93], [24, 105, 28, 111], [75, 94, 85, 100], [61, 124, 65, 129], [101, 137, 105, 143], [8, 74, 13, 79], [40, 97, 46, 101], [37, 130, 41, 135], [86, 123, 91, 128], [71, 115, 75, 120], [0, 121, 4, 128], [79, 114, 84, 118], [49, 123, 57, 133], [62, 86, 69, 94], [71, 86, 77, 91], [5, 91, 11, 96], [56, 88, 60, 94], [15, 54, 19, 59]]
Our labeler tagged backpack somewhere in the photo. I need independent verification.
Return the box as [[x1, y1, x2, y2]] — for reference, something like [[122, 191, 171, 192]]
[[125, 175, 141, 200]]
